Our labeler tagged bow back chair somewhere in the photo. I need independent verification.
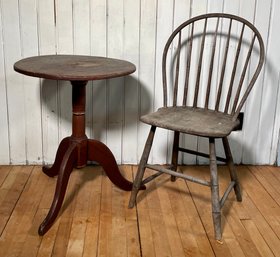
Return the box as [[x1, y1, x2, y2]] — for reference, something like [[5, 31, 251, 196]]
[[129, 13, 264, 240]]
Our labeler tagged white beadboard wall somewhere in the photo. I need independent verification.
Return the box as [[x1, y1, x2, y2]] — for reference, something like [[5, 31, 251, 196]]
[[0, 0, 279, 165]]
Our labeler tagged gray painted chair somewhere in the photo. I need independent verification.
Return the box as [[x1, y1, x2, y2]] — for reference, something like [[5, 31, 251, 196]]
[[129, 13, 264, 240]]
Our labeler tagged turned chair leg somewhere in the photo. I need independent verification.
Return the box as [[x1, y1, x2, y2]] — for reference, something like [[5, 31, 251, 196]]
[[128, 126, 156, 208], [209, 138, 222, 241], [222, 137, 242, 202], [171, 131, 180, 182]]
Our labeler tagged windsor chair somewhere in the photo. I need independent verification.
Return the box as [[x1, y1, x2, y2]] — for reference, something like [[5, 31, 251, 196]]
[[128, 13, 264, 240]]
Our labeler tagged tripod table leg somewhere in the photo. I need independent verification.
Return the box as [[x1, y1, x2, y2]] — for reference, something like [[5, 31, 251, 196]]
[[42, 137, 71, 177], [38, 143, 77, 236], [87, 139, 145, 191]]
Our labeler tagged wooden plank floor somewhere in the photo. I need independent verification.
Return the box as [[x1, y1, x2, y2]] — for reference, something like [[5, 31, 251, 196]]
[[1, 165, 280, 256]]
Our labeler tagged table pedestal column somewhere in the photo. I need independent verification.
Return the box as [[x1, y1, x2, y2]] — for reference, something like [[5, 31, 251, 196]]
[[38, 80, 144, 236]]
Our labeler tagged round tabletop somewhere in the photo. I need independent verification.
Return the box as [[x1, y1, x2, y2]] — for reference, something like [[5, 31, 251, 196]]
[[14, 55, 136, 81]]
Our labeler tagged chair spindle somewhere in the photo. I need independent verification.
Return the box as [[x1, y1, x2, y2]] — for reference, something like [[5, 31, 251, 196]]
[[215, 19, 232, 111], [224, 23, 245, 114], [183, 22, 194, 106], [193, 18, 208, 107], [231, 34, 256, 114], [173, 31, 182, 106], [205, 17, 220, 109]]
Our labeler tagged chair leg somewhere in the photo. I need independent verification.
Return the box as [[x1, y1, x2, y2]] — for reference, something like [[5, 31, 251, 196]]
[[171, 131, 180, 182], [222, 137, 242, 202], [128, 126, 156, 208], [209, 138, 222, 241]]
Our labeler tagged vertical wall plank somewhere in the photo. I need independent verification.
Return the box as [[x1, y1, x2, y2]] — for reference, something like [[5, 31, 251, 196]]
[[272, 75, 280, 164], [171, 0, 192, 164], [152, 0, 174, 164], [247, 0, 272, 164], [90, 0, 107, 144], [196, 0, 224, 164], [221, 0, 243, 164], [231, 0, 255, 165], [0, 1, 9, 164], [240, 0, 262, 165], [19, 0, 42, 164], [137, 0, 157, 163], [73, 0, 92, 138], [1, 0, 26, 164], [106, 0, 124, 163], [56, 0, 74, 141], [188, 0, 208, 165], [257, 0, 280, 164], [37, 0, 58, 164], [122, 0, 140, 163], [204, 0, 225, 163], [73, 0, 90, 54]]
